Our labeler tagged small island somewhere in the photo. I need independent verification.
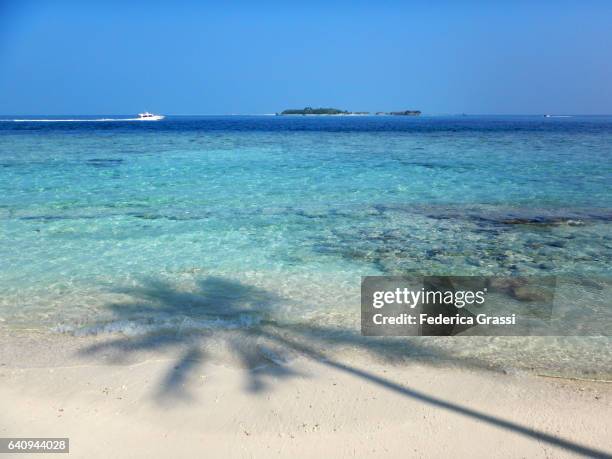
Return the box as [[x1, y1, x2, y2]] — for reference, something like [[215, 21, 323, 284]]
[[278, 107, 421, 116]]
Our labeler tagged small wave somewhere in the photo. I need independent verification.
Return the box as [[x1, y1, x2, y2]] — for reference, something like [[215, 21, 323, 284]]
[[54, 314, 263, 337]]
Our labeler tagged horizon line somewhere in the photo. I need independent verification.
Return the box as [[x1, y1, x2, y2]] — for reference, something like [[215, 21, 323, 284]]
[[2, 113, 612, 117]]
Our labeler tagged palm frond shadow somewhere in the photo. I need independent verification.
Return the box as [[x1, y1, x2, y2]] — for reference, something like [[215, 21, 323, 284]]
[[79, 276, 478, 400]]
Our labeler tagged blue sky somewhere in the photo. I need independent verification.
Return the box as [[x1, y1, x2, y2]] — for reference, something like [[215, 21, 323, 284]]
[[1, 0, 611, 115]]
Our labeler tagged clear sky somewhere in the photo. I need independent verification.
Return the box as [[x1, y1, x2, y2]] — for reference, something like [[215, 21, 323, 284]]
[[1, 0, 611, 115]]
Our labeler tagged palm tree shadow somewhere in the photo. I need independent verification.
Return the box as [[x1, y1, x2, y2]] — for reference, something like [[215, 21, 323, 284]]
[[80, 276, 302, 401], [78, 275, 611, 458], [79, 275, 468, 401]]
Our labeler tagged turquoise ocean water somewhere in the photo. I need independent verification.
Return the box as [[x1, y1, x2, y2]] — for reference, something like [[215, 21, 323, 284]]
[[1, 115, 611, 375]]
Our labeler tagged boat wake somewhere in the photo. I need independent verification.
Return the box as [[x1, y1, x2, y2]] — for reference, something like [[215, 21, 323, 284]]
[[10, 117, 160, 122]]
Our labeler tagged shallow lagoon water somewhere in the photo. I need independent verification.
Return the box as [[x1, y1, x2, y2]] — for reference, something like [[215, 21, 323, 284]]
[[1, 116, 611, 376]]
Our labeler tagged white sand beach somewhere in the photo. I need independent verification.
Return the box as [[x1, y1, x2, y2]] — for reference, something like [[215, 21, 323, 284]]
[[1, 332, 610, 458]]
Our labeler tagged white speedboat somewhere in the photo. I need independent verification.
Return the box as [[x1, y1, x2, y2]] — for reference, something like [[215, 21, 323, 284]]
[[137, 111, 165, 121]]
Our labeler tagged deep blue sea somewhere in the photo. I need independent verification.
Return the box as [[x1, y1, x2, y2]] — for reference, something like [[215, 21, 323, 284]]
[[1, 115, 611, 375]]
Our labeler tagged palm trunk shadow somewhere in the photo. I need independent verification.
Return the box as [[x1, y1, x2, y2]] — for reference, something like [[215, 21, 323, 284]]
[[265, 330, 612, 459]]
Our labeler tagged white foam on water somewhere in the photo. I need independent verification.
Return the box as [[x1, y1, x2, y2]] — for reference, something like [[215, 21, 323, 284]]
[[55, 314, 264, 337], [10, 118, 159, 122]]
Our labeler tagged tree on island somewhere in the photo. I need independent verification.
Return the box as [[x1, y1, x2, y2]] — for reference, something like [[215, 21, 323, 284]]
[[280, 107, 347, 115], [388, 110, 421, 116]]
